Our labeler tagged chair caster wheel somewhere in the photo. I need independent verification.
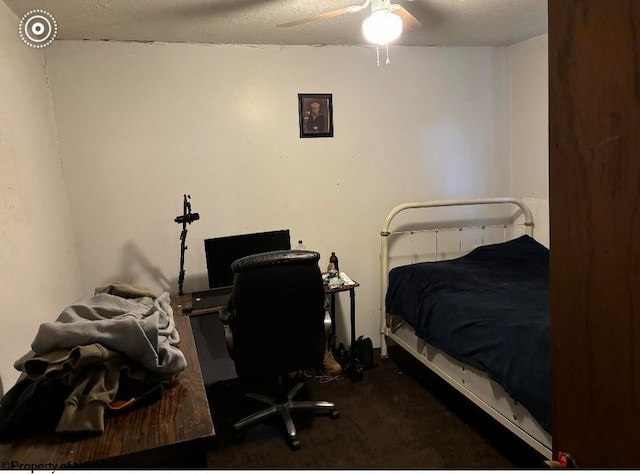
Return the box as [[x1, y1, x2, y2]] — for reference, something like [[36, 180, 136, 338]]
[[288, 437, 301, 450], [330, 409, 340, 420]]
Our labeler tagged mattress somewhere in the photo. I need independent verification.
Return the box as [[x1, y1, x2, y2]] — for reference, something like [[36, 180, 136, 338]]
[[385, 235, 551, 432]]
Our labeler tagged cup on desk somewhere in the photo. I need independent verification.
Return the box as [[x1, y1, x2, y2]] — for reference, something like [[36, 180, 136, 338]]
[[328, 269, 338, 278]]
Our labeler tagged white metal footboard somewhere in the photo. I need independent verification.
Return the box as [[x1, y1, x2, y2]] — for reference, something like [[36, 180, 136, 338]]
[[378, 198, 551, 458]]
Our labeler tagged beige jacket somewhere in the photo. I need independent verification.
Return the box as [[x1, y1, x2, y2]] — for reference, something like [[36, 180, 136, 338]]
[[22, 343, 146, 434]]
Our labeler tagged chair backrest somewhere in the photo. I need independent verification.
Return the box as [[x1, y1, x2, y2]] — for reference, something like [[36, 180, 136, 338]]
[[228, 250, 325, 378]]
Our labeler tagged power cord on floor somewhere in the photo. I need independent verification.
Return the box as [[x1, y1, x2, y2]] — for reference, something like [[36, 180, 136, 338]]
[[302, 370, 344, 384]]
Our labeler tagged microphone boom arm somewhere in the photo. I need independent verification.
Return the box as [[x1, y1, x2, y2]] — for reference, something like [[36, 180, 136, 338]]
[[175, 194, 200, 296]]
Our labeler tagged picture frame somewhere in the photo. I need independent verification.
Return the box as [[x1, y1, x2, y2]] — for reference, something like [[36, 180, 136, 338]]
[[298, 93, 334, 138]]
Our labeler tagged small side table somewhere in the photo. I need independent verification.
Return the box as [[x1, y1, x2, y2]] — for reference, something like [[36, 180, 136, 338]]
[[325, 278, 363, 382], [324, 278, 360, 348]]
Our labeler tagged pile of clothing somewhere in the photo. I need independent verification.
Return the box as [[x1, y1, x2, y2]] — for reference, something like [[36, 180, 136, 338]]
[[0, 283, 186, 442]]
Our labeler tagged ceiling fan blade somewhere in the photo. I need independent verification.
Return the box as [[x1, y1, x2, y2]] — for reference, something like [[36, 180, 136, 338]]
[[391, 5, 422, 34], [276, 7, 354, 28]]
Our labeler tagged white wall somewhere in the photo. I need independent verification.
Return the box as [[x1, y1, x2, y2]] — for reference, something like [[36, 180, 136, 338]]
[[44, 40, 511, 348], [509, 34, 549, 247], [0, 1, 83, 392]]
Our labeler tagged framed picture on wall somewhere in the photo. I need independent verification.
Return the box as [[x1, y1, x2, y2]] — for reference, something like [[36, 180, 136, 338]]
[[298, 93, 333, 138]]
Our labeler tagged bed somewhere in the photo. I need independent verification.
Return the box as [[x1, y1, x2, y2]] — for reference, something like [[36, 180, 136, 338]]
[[379, 197, 552, 458]]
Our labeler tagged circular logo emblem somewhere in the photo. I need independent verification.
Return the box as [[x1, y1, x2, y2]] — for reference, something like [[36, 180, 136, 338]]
[[19, 10, 58, 48]]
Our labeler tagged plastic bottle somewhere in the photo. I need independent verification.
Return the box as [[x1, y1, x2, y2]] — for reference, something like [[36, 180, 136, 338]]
[[329, 252, 339, 272], [296, 240, 305, 250]]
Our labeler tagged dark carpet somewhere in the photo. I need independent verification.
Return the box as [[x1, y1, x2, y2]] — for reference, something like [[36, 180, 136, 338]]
[[204, 344, 547, 469]]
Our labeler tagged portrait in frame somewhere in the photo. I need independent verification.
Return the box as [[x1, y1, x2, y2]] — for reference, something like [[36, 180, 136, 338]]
[[298, 93, 333, 138]]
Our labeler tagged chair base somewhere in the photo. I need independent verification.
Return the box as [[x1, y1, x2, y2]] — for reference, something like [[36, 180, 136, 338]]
[[233, 382, 339, 450]]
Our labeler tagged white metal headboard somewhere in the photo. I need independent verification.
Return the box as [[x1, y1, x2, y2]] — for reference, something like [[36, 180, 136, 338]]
[[379, 197, 534, 356]]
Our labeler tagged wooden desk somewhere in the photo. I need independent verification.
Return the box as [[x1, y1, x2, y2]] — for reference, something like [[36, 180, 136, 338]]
[[0, 294, 214, 468]]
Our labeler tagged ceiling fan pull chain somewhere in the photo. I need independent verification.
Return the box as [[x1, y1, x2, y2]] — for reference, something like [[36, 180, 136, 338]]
[[385, 44, 391, 65], [376, 44, 380, 67]]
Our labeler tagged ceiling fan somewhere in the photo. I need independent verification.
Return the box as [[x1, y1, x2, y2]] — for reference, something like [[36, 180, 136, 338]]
[[277, 0, 422, 45]]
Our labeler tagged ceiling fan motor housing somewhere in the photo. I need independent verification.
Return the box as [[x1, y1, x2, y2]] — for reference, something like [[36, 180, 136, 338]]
[[362, 1, 404, 45]]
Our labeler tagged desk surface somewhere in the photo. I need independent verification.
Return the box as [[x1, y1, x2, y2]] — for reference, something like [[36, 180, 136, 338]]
[[0, 294, 214, 467], [325, 280, 360, 293]]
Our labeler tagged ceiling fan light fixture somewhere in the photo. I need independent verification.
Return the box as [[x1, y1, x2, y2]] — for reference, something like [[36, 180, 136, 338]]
[[362, 9, 403, 45]]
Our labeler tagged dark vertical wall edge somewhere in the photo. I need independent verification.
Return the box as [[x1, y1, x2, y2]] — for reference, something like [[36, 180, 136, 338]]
[[549, 0, 640, 467]]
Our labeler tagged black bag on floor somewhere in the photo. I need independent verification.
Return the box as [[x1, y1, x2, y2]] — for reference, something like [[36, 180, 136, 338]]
[[353, 336, 376, 370]]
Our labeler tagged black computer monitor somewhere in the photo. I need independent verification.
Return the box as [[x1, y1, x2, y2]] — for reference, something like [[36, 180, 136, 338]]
[[204, 229, 291, 289]]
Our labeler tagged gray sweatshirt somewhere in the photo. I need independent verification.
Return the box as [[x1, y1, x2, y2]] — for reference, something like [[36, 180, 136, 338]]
[[15, 292, 186, 377]]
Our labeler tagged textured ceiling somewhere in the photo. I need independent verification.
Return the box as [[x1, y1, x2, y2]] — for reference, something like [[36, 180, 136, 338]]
[[4, 0, 548, 47]]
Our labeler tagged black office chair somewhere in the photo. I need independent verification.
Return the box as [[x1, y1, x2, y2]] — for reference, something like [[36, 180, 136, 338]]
[[220, 250, 339, 450]]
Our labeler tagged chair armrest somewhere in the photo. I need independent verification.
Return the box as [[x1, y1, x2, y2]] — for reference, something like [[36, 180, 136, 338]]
[[219, 310, 234, 359], [219, 309, 232, 324]]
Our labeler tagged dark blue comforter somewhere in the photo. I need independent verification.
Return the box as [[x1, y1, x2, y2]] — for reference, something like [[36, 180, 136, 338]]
[[386, 235, 551, 432]]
